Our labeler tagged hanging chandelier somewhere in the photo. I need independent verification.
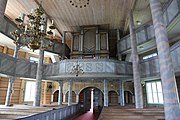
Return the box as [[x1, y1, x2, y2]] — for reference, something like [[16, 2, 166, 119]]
[[10, 2, 55, 51], [69, 0, 90, 8]]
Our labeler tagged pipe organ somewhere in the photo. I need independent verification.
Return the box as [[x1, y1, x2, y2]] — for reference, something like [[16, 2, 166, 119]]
[[70, 26, 109, 59]]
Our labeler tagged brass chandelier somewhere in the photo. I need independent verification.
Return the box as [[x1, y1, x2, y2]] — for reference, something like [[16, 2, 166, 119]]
[[11, 3, 55, 51]]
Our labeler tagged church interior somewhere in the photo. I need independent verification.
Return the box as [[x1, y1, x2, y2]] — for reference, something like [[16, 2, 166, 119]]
[[0, 0, 180, 120]]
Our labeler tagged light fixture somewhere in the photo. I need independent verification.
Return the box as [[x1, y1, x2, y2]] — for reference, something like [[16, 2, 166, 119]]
[[141, 81, 145, 87], [70, 61, 84, 77], [69, 0, 90, 8], [10, 2, 55, 51], [136, 21, 142, 25]]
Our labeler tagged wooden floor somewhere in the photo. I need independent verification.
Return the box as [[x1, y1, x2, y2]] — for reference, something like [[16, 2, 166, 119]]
[[100, 106, 165, 120], [0, 104, 66, 119], [70, 111, 99, 120]]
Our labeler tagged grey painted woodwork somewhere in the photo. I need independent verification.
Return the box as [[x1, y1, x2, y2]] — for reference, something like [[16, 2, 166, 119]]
[[95, 29, 100, 59], [118, 0, 180, 53], [119, 80, 125, 106], [14, 104, 80, 120], [0, 0, 7, 28], [76, 94, 79, 103], [61, 31, 66, 60], [68, 80, 73, 106], [129, 10, 143, 109], [117, 29, 121, 60], [80, 29, 84, 52], [33, 43, 44, 107], [150, 0, 180, 119], [5, 45, 20, 106], [58, 81, 63, 105], [0, 43, 180, 80], [104, 79, 108, 106], [0, 42, 180, 80], [71, 26, 109, 59], [44, 59, 133, 80], [5, 76, 15, 106]]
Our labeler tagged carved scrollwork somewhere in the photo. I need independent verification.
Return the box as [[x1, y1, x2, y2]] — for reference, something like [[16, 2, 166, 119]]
[[96, 63, 103, 72]]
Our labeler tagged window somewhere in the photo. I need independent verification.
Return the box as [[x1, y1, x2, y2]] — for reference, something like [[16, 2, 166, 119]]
[[24, 81, 36, 102], [30, 57, 39, 63], [143, 53, 157, 60], [146, 81, 163, 104]]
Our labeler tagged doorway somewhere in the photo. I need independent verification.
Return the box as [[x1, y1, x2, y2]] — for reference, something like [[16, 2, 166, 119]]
[[53, 90, 59, 102], [108, 91, 118, 105], [79, 87, 103, 112]]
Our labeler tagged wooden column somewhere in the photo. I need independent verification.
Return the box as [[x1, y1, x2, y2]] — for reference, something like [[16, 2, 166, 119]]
[[76, 94, 79, 103], [104, 79, 108, 106], [33, 41, 44, 107], [129, 10, 143, 109], [58, 81, 63, 105], [95, 29, 100, 59], [117, 29, 121, 60], [5, 45, 20, 106], [68, 80, 73, 106], [62, 31, 66, 60], [119, 80, 125, 106], [150, 0, 180, 119]]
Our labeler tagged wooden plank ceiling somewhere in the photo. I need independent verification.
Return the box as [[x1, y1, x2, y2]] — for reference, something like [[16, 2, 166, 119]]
[[4, 0, 152, 47]]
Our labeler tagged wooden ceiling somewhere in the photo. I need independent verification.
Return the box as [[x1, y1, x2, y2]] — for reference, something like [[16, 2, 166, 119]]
[[5, 0, 138, 35], [4, 0, 158, 48]]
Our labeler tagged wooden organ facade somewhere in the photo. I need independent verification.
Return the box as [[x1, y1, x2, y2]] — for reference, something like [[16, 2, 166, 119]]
[[70, 26, 109, 59]]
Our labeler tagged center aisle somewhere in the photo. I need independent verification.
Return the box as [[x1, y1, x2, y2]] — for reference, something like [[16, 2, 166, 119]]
[[72, 111, 99, 120]]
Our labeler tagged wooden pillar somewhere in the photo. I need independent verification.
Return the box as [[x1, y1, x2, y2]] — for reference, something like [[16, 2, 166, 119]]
[[62, 31, 66, 60], [33, 41, 44, 107], [119, 80, 125, 106], [150, 0, 180, 119], [117, 29, 122, 60], [5, 45, 20, 106], [68, 80, 73, 106], [58, 81, 63, 105], [95, 29, 100, 59], [104, 79, 108, 106], [129, 10, 143, 109]]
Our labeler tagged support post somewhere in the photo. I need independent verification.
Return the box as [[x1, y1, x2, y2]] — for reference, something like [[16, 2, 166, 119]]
[[5, 45, 20, 106], [62, 31, 66, 60], [68, 80, 73, 106], [58, 81, 63, 105], [117, 29, 122, 60], [119, 80, 125, 106], [104, 79, 108, 106], [76, 93, 79, 103], [129, 10, 143, 109], [96, 29, 100, 59], [63, 94, 66, 103], [149, 0, 180, 119], [33, 41, 44, 107]]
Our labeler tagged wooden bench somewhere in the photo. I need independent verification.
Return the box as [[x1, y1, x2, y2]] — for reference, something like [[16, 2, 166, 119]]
[[100, 107, 165, 120]]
